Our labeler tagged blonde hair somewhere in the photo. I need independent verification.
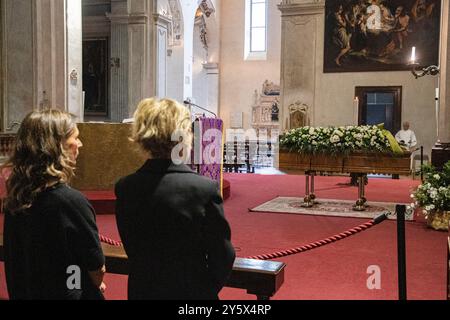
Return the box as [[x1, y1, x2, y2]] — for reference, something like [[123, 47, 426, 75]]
[[3, 109, 77, 215], [131, 98, 193, 159]]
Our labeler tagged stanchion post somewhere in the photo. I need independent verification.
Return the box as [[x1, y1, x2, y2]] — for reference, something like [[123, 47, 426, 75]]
[[420, 146, 424, 181], [396, 205, 407, 300]]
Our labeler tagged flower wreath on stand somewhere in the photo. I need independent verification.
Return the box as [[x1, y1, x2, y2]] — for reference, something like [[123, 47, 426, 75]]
[[411, 161, 450, 231]]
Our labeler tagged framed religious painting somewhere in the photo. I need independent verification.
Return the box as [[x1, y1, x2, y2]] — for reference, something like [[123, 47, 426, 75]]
[[82, 38, 109, 116], [323, 0, 441, 73]]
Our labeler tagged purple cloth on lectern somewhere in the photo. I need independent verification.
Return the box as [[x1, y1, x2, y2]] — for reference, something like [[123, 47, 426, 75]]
[[191, 117, 223, 190]]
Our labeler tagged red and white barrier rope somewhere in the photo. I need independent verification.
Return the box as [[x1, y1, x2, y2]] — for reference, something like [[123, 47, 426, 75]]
[[99, 213, 389, 261], [247, 213, 389, 260]]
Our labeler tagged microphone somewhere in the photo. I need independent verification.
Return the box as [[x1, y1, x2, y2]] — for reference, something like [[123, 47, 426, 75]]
[[184, 100, 217, 118]]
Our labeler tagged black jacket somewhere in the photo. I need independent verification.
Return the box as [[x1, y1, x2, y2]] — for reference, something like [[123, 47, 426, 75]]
[[115, 159, 235, 300], [4, 184, 105, 300]]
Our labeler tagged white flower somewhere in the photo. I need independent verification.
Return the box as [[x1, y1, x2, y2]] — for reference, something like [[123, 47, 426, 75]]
[[433, 174, 441, 180], [330, 135, 340, 143], [309, 127, 315, 135]]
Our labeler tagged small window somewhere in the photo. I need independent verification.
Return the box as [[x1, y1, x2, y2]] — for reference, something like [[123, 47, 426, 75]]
[[356, 86, 402, 135], [245, 0, 267, 60]]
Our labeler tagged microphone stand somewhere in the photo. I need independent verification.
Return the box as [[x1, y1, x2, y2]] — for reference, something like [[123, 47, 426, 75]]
[[184, 100, 217, 118]]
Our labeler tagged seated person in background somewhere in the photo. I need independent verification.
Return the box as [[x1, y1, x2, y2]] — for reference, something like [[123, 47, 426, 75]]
[[115, 97, 235, 300], [395, 121, 417, 151], [394, 121, 418, 179], [2, 109, 106, 300]]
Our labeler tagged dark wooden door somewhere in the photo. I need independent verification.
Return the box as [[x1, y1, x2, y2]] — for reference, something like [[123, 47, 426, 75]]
[[355, 86, 402, 134]]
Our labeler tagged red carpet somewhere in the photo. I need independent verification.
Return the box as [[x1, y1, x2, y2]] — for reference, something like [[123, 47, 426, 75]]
[[0, 174, 448, 300]]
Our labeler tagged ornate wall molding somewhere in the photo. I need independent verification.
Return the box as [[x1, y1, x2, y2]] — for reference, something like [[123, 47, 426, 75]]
[[195, 15, 208, 50], [203, 62, 219, 73], [106, 13, 150, 25], [199, 0, 215, 18], [283, 14, 316, 27], [278, 0, 324, 17], [168, 0, 183, 45], [288, 101, 310, 129], [153, 13, 172, 27]]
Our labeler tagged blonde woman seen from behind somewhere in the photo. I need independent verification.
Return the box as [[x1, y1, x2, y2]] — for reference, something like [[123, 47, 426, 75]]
[[115, 98, 235, 300]]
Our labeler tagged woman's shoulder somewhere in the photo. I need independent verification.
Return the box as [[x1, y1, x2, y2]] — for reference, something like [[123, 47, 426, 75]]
[[176, 172, 220, 195], [114, 167, 219, 194], [40, 183, 89, 207], [115, 173, 139, 191]]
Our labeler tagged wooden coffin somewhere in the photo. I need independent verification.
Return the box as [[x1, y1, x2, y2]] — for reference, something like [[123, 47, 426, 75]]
[[278, 150, 311, 171], [343, 152, 411, 175], [310, 154, 344, 172], [279, 150, 411, 175]]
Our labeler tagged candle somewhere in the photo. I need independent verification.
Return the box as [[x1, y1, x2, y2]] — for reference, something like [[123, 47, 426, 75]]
[[436, 89, 439, 138], [410, 47, 416, 63], [354, 97, 359, 124]]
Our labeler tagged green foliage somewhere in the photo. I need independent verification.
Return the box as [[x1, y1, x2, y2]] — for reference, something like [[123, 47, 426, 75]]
[[411, 161, 450, 215]]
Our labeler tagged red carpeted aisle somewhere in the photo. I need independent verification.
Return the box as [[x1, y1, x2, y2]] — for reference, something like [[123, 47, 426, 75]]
[[0, 174, 448, 300]]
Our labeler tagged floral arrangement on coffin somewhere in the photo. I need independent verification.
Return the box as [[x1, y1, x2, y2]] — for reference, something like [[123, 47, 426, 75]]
[[279, 125, 403, 155], [411, 161, 450, 231]]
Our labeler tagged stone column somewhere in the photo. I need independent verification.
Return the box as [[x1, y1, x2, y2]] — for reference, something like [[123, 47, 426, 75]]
[[153, 13, 171, 98], [277, 0, 324, 131], [34, 0, 65, 112], [181, 0, 198, 100], [127, 0, 156, 115], [432, 1, 450, 168], [1, 0, 34, 131], [1, 0, 83, 130], [108, 0, 161, 121], [203, 62, 219, 117], [108, 1, 130, 123], [109, 20, 129, 122], [66, 0, 83, 120], [34, 0, 83, 120]]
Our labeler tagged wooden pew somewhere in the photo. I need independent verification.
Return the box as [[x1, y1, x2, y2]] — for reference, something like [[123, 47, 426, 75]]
[[0, 234, 285, 300]]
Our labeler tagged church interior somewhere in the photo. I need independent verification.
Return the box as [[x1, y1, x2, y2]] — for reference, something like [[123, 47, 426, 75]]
[[0, 0, 450, 300]]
